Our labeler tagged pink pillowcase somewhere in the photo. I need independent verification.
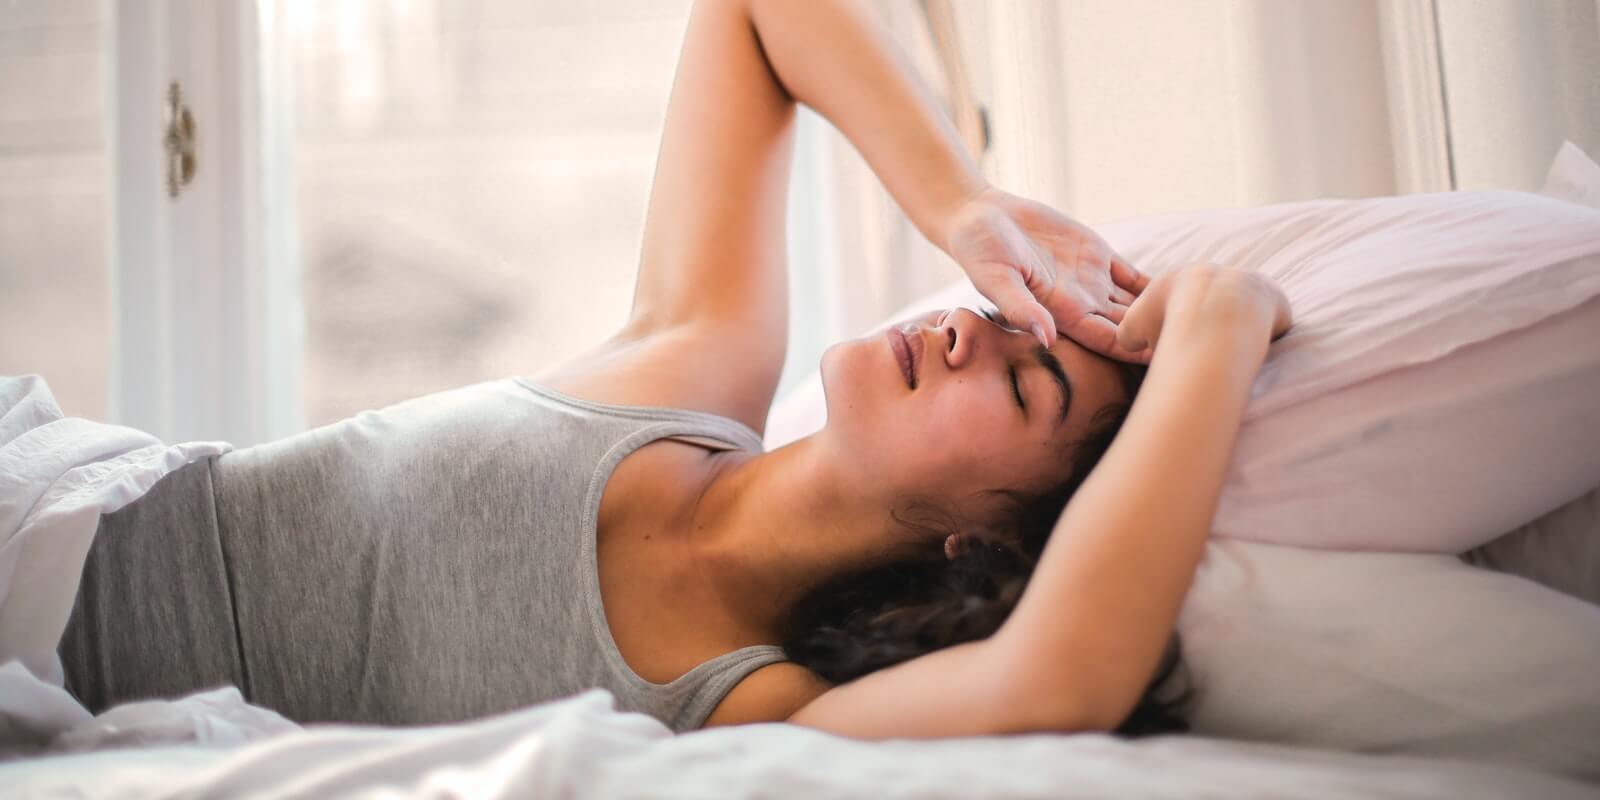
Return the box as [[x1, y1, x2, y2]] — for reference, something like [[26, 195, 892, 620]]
[[767, 142, 1600, 553]]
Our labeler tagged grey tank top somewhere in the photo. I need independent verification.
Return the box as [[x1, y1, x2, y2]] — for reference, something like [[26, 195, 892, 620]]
[[80, 377, 788, 732]]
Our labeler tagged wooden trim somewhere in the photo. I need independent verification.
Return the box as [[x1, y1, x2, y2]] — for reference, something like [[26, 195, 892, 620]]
[[1375, 0, 1454, 193]]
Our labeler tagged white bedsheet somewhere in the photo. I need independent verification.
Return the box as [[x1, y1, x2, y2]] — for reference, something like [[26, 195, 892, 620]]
[[4, 689, 1597, 799], [0, 375, 234, 754]]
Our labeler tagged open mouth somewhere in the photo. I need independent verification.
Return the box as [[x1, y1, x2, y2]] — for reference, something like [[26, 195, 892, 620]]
[[888, 325, 922, 389]]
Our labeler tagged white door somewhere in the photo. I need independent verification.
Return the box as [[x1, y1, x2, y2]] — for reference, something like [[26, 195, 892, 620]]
[[108, 0, 301, 446]]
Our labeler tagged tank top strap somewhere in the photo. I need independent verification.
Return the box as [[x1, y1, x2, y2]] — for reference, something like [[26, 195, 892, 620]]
[[512, 377, 764, 453], [672, 643, 792, 729]]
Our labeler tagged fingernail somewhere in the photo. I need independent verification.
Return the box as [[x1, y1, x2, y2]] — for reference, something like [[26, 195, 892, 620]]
[[1031, 323, 1049, 348]]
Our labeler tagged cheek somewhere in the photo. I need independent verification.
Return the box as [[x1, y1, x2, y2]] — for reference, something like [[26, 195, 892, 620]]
[[925, 383, 1064, 491], [820, 343, 1037, 487], [911, 387, 1019, 484], [820, 339, 893, 437]]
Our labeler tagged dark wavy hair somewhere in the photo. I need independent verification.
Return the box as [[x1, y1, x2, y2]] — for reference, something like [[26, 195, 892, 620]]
[[777, 354, 1195, 736]]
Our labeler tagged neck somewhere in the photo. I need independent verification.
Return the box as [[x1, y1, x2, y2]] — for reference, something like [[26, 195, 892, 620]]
[[680, 431, 904, 644]]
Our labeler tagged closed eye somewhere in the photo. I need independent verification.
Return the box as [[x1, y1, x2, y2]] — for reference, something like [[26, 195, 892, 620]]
[[982, 309, 1028, 414], [980, 307, 1072, 428]]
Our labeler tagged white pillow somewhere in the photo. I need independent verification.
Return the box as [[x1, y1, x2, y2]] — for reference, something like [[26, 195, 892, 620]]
[[767, 141, 1600, 554], [1179, 538, 1600, 781]]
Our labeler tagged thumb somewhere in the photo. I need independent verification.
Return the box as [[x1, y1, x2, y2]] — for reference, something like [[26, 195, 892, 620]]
[[1115, 319, 1149, 355], [1116, 293, 1162, 353]]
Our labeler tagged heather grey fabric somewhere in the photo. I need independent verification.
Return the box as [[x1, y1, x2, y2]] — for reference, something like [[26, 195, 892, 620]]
[[60, 377, 787, 733], [58, 455, 244, 714]]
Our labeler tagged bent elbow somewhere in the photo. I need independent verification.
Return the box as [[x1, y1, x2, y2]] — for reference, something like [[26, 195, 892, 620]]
[[987, 638, 1139, 735], [988, 664, 1117, 735]]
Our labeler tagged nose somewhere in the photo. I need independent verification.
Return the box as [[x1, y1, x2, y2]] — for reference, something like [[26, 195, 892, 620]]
[[934, 307, 995, 371], [932, 307, 1040, 378]]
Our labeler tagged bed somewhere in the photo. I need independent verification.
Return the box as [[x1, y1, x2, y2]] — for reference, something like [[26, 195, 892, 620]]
[[2, 144, 1598, 798], [3, 687, 1597, 798]]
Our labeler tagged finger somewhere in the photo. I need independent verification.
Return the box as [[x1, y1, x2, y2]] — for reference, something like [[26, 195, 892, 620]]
[[1110, 287, 1136, 305], [1117, 344, 1155, 366], [1026, 306, 1056, 349], [1116, 293, 1163, 355], [1070, 314, 1153, 365], [1116, 345, 1155, 366], [1062, 314, 1123, 362], [1098, 303, 1128, 324], [1111, 255, 1150, 295], [984, 268, 1057, 348]]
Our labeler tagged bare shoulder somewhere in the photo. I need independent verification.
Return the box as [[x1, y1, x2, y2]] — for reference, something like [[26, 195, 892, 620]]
[[532, 323, 782, 438], [700, 662, 832, 728]]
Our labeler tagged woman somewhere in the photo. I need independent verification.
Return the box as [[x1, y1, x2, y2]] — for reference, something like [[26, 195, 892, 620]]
[[59, 0, 1290, 738]]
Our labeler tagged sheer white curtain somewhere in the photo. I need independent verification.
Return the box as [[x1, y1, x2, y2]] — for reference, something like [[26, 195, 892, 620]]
[[1379, 0, 1600, 194], [981, 0, 1598, 218], [991, 0, 1398, 224], [1430, 0, 1600, 191]]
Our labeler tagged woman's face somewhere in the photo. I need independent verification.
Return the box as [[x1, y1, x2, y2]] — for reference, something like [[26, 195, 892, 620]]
[[818, 306, 1132, 521]]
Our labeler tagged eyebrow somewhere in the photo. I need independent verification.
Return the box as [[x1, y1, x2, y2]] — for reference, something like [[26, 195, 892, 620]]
[[1032, 344, 1073, 429]]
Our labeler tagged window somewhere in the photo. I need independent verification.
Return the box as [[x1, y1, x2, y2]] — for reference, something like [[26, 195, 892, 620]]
[[285, 0, 690, 426], [0, 0, 110, 420]]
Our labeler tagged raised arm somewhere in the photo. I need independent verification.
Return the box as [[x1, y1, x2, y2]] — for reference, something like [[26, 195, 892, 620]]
[[743, 0, 989, 243], [598, 0, 991, 432], [984, 268, 1280, 730]]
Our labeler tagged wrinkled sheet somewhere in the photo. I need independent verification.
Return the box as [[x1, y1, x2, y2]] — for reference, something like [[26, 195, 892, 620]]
[[3, 689, 1597, 799], [0, 375, 239, 754]]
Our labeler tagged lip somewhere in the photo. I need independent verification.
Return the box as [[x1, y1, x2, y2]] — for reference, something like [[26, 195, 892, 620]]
[[888, 324, 924, 389]]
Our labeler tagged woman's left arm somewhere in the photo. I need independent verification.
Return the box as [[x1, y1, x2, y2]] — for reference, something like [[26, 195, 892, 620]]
[[738, 0, 1150, 362], [742, 0, 990, 246], [607, 0, 992, 431]]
